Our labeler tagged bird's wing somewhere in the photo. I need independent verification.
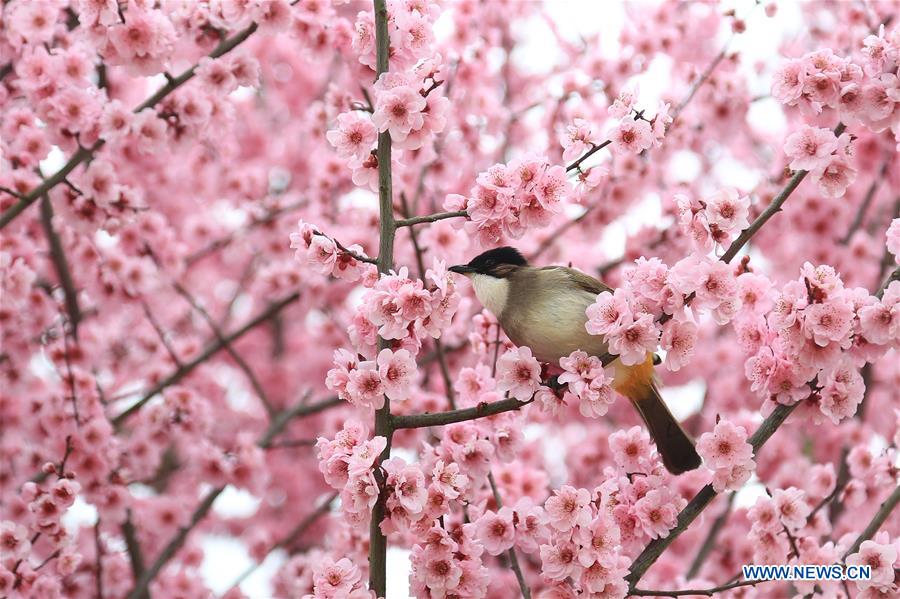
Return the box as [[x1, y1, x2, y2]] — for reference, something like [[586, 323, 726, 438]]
[[537, 266, 613, 296]]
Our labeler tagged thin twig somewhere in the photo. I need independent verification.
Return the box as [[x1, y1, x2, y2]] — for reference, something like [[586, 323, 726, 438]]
[[112, 291, 301, 428], [224, 492, 337, 592], [840, 160, 888, 244], [564, 140, 612, 173], [140, 300, 182, 367], [395, 209, 468, 228], [630, 578, 763, 597], [39, 194, 82, 337], [126, 487, 224, 599], [171, 280, 276, 417]]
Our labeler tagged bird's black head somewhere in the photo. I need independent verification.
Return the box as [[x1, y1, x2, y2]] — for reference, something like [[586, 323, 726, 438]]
[[449, 246, 528, 277]]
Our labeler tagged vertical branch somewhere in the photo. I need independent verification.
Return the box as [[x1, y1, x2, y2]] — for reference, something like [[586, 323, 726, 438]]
[[487, 472, 532, 599], [369, 0, 396, 595], [39, 194, 82, 337]]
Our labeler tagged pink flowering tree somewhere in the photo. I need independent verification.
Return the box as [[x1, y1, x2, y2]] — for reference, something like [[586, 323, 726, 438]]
[[1, 1, 899, 598]]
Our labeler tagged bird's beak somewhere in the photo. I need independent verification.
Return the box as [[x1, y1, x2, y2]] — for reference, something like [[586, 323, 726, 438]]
[[449, 265, 475, 275]]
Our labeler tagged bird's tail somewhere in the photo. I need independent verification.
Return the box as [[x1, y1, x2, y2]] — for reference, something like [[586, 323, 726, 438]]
[[612, 356, 702, 475]]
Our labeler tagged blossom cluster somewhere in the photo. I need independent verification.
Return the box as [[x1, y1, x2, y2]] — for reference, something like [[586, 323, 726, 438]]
[[772, 32, 900, 141], [743, 263, 900, 421], [443, 156, 573, 247], [585, 254, 738, 368], [696, 419, 756, 492]]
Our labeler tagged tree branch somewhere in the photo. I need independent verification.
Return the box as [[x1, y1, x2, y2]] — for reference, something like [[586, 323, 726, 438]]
[[171, 280, 277, 417], [225, 492, 338, 592], [840, 160, 889, 245], [126, 487, 224, 599], [369, 1, 397, 593], [686, 493, 735, 579], [112, 290, 301, 428], [841, 483, 900, 560], [395, 209, 468, 227], [392, 396, 533, 429], [721, 123, 846, 264], [257, 395, 342, 449], [565, 140, 612, 173], [626, 402, 799, 588], [39, 194, 82, 336], [488, 472, 531, 599], [630, 578, 763, 597]]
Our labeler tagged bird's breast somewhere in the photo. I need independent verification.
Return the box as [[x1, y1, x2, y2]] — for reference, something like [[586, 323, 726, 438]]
[[500, 286, 608, 364]]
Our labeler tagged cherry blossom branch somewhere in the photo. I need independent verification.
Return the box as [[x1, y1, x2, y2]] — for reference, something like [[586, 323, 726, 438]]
[[257, 394, 342, 449], [39, 194, 82, 336], [185, 199, 307, 266], [171, 280, 277, 417], [392, 396, 533, 429], [112, 290, 301, 428], [395, 209, 468, 227], [0, 21, 261, 231], [140, 301, 182, 367], [876, 263, 900, 299], [487, 472, 531, 599], [840, 160, 889, 244], [625, 401, 799, 588], [127, 486, 224, 599], [369, 0, 397, 593], [564, 139, 612, 173], [225, 492, 338, 592], [313, 231, 378, 264], [630, 578, 764, 597], [686, 493, 735, 579], [720, 123, 846, 264], [122, 511, 146, 583], [127, 394, 340, 598], [401, 192, 457, 409], [840, 483, 900, 560]]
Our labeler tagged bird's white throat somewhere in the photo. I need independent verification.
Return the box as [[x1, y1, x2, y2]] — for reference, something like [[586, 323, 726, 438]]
[[471, 274, 510, 316]]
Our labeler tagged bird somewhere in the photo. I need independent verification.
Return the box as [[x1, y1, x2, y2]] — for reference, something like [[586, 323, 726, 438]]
[[449, 246, 702, 474]]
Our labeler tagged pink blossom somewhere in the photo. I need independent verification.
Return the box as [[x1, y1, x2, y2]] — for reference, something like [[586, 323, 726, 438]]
[[697, 420, 753, 471], [474, 507, 516, 555], [634, 488, 679, 539], [606, 313, 660, 366], [585, 290, 632, 337], [609, 426, 656, 474], [561, 118, 596, 162], [495, 346, 542, 401], [814, 155, 857, 198], [372, 84, 426, 142], [772, 487, 811, 533], [345, 362, 385, 410], [376, 348, 416, 401], [540, 539, 582, 581], [784, 127, 838, 171], [385, 457, 428, 514], [846, 540, 898, 590], [327, 112, 377, 161], [431, 460, 468, 499], [610, 118, 653, 154], [544, 486, 591, 532], [660, 319, 697, 371]]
